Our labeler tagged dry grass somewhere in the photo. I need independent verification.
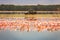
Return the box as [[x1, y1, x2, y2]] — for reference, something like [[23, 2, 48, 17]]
[[0, 14, 60, 18]]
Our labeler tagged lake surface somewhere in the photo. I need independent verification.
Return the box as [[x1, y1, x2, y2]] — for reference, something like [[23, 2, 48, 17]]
[[0, 30, 60, 40]]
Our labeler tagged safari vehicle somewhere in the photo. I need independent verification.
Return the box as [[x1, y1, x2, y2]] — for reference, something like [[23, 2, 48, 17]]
[[25, 9, 37, 14]]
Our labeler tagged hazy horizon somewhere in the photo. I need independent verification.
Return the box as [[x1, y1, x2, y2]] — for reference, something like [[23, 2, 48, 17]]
[[0, 0, 60, 5]]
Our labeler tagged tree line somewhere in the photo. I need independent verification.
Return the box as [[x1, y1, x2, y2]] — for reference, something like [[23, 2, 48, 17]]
[[0, 4, 60, 11]]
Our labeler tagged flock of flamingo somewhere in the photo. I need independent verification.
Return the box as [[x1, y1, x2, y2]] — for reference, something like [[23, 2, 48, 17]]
[[0, 18, 60, 32]]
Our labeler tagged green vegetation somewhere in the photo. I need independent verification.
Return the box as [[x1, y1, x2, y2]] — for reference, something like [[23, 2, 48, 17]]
[[0, 4, 60, 11]]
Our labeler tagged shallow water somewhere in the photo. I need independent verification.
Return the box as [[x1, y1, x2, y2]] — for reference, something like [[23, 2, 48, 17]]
[[0, 30, 60, 40]]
